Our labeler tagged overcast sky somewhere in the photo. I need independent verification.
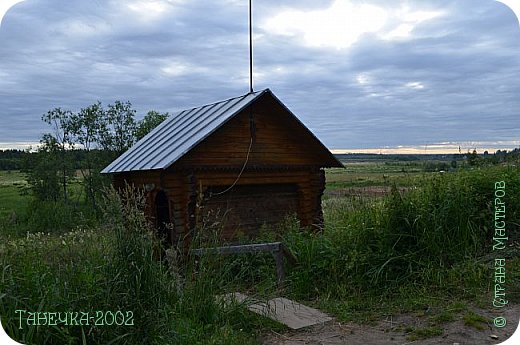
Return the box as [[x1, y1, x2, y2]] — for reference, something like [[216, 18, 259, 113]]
[[0, 0, 519, 152]]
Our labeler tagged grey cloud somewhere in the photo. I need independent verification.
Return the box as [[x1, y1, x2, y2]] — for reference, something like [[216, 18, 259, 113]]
[[0, 0, 519, 150]]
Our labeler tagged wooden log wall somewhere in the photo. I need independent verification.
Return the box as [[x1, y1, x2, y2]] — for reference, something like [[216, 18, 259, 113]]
[[173, 98, 336, 169], [112, 167, 326, 248], [185, 169, 323, 241]]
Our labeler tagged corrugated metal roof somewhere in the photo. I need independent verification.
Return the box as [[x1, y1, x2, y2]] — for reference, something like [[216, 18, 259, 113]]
[[101, 89, 268, 173]]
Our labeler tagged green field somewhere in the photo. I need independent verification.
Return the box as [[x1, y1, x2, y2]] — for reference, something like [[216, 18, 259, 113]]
[[0, 170, 28, 222], [326, 162, 423, 190]]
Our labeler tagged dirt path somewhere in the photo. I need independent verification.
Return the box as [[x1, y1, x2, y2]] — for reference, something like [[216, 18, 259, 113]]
[[260, 304, 519, 345]]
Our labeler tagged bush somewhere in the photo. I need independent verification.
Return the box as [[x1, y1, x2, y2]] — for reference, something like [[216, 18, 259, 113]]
[[23, 199, 98, 233]]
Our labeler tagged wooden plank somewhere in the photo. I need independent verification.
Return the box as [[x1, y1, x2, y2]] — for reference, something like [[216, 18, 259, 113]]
[[253, 297, 332, 329], [191, 242, 282, 255], [220, 293, 332, 330]]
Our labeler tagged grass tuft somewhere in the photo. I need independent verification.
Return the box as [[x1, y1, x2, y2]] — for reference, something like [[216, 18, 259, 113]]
[[463, 311, 489, 331]]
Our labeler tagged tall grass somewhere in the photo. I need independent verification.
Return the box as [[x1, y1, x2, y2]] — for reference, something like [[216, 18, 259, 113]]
[[284, 166, 520, 299], [99, 186, 179, 343], [0, 186, 276, 344], [0, 228, 115, 344]]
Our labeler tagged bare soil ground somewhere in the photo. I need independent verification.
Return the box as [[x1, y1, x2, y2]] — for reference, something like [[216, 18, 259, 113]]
[[261, 304, 519, 345]]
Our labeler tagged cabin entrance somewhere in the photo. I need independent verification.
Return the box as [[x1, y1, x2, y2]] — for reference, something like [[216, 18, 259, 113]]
[[155, 190, 172, 246], [203, 183, 299, 241]]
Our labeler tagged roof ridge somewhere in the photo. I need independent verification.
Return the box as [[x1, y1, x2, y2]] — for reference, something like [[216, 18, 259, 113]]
[[176, 88, 268, 116]]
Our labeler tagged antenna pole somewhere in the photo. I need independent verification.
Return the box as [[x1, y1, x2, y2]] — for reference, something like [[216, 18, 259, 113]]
[[249, 0, 253, 93]]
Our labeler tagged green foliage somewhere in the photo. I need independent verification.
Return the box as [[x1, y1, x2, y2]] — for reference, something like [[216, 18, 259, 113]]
[[466, 149, 482, 166], [1, 163, 519, 343], [0, 228, 115, 344], [23, 199, 98, 233], [430, 311, 455, 324], [29, 110, 74, 202], [0, 171, 28, 235], [0, 186, 273, 344], [70, 102, 105, 152], [100, 101, 137, 155], [24, 100, 138, 209], [0, 150, 27, 170], [6, 101, 171, 231], [463, 311, 488, 330], [41, 108, 75, 149], [285, 166, 520, 297], [23, 147, 61, 201], [135, 110, 169, 141], [23, 136, 77, 202], [100, 186, 180, 343], [406, 326, 443, 341], [70, 102, 107, 208], [422, 161, 449, 172]]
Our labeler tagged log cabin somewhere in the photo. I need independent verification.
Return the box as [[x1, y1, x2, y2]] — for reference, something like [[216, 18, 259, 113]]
[[101, 88, 343, 248]]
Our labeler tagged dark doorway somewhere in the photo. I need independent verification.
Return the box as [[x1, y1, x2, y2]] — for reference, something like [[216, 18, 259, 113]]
[[155, 190, 172, 246]]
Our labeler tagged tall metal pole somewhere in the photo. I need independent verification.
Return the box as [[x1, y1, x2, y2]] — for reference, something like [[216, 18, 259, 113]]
[[249, 0, 253, 93]]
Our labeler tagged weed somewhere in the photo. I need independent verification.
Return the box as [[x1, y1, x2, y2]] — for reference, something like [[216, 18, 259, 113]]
[[448, 301, 468, 313], [463, 311, 489, 330], [406, 326, 444, 341], [430, 311, 455, 324]]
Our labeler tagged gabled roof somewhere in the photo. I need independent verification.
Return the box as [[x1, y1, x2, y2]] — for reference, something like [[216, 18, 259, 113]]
[[102, 88, 342, 173]]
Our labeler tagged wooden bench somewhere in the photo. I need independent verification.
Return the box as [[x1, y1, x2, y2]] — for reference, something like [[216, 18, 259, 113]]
[[191, 242, 297, 285]]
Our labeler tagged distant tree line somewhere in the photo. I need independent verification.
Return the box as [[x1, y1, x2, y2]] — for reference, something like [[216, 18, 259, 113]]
[[18, 101, 168, 210], [0, 150, 27, 170], [0, 149, 100, 171], [465, 148, 520, 167]]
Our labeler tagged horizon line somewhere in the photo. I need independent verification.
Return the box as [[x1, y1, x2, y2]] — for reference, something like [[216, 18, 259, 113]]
[[1, 141, 519, 155]]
